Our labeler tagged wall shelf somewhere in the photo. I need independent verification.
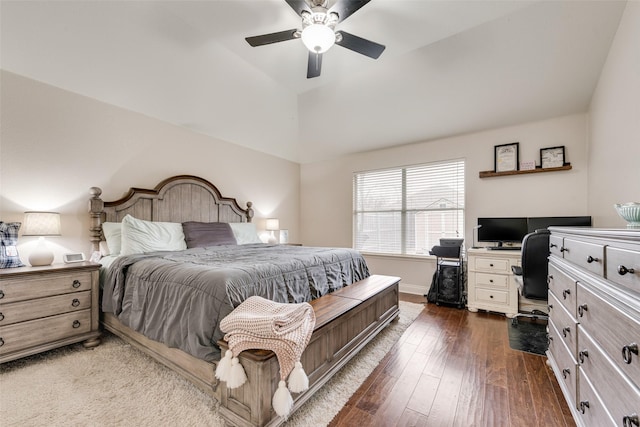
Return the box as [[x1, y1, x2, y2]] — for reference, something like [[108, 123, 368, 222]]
[[479, 164, 572, 178]]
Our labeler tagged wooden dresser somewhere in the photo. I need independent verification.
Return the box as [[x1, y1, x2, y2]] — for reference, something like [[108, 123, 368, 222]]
[[467, 248, 521, 317], [0, 262, 101, 363], [547, 227, 640, 427]]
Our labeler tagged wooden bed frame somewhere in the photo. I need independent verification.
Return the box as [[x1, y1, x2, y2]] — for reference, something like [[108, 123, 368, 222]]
[[89, 175, 400, 427]]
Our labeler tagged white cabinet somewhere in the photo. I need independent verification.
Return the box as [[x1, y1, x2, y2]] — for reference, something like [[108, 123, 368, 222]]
[[467, 248, 520, 317]]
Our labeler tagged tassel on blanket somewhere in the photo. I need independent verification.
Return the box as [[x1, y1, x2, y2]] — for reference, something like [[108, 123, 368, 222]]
[[272, 380, 294, 417], [287, 361, 309, 393], [227, 356, 247, 389], [215, 350, 233, 382]]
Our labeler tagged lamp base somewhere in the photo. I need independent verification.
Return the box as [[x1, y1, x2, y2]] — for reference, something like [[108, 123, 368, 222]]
[[29, 250, 54, 266]]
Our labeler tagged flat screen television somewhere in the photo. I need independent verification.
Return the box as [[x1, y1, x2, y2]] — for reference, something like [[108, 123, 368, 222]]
[[477, 217, 528, 247], [527, 216, 592, 232]]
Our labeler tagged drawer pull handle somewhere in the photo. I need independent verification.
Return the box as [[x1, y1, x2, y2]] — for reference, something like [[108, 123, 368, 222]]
[[579, 401, 590, 414], [562, 289, 571, 299], [0, 337, 4, 347], [72, 280, 81, 288], [562, 368, 570, 379], [579, 349, 589, 363], [586, 256, 599, 263], [623, 413, 640, 427], [550, 243, 557, 249], [562, 327, 571, 338], [72, 320, 81, 329], [72, 299, 80, 307], [578, 304, 588, 317], [618, 265, 636, 276], [0, 312, 4, 322], [622, 343, 639, 364], [548, 304, 553, 311], [560, 247, 568, 253], [547, 336, 553, 345], [0, 290, 4, 299], [489, 263, 494, 267], [489, 295, 494, 299]]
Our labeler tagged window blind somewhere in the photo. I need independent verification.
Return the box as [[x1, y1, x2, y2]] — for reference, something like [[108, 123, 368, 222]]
[[353, 159, 465, 255]]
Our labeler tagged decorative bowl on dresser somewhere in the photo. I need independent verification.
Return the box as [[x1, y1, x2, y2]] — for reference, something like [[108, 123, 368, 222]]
[[547, 227, 640, 427], [0, 262, 101, 363]]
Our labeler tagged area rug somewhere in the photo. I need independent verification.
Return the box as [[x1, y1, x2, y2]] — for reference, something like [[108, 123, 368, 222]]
[[0, 301, 423, 427], [507, 317, 548, 356]]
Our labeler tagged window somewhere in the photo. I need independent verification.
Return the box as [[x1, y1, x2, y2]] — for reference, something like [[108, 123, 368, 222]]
[[353, 159, 465, 256]]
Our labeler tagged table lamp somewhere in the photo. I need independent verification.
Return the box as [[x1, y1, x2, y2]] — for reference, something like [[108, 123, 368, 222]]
[[266, 218, 280, 244], [22, 211, 61, 266]]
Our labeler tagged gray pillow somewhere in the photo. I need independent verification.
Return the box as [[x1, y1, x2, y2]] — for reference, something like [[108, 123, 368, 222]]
[[182, 222, 237, 248]]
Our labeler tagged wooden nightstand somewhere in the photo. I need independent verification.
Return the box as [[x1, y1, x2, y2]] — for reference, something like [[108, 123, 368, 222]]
[[0, 262, 101, 363]]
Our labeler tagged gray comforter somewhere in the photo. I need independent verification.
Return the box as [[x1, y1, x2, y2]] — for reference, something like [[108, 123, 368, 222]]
[[102, 244, 370, 361]]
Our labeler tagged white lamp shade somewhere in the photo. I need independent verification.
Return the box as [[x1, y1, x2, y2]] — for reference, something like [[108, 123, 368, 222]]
[[301, 24, 336, 53], [22, 212, 61, 236], [266, 218, 280, 231]]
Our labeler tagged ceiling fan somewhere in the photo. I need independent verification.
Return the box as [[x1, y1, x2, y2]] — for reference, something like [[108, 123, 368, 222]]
[[245, 0, 385, 78]]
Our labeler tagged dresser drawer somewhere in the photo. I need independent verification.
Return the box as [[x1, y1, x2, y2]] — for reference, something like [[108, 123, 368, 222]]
[[548, 263, 577, 317], [549, 235, 564, 258], [578, 282, 640, 385], [0, 272, 92, 303], [0, 309, 91, 355], [0, 291, 91, 326], [548, 321, 578, 407], [549, 292, 578, 358], [562, 238, 605, 277], [576, 369, 616, 427], [606, 246, 640, 294], [475, 287, 509, 305], [474, 272, 509, 289], [579, 328, 640, 426], [474, 257, 511, 273]]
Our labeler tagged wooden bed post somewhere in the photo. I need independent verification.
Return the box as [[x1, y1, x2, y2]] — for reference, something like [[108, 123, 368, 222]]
[[246, 202, 254, 223], [89, 187, 104, 253]]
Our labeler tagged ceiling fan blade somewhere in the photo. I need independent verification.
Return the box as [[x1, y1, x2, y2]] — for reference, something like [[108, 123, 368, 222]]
[[335, 31, 385, 59], [307, 52, 323, 78], [245, 29, 298, 47], [328, 0, 371, 23], [285, 0, 312, 17]]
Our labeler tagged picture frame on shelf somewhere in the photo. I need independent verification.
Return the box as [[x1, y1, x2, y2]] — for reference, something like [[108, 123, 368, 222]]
[[540, 146, 565, 168], [494, 142, 519, 173]]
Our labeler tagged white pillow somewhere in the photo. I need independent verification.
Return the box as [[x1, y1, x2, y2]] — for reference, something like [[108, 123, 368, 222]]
[[120, 214, 187, 255], [102, 222, 122, 256], [229, 222, 262, 244]]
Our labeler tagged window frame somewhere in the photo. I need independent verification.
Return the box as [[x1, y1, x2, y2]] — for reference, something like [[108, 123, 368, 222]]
[[353, 159, 465, 257]]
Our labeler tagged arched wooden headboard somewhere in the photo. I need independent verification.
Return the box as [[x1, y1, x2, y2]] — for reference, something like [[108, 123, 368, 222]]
[[89, 175, 254, 252]]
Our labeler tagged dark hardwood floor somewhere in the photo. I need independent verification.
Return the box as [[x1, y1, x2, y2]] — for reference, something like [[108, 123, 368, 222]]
[[329, 293, 576, 427]]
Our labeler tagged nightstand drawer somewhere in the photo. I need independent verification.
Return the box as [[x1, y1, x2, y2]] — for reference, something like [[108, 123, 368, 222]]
[[0, 271, 92, 303], [474, 272, 509, 289], [0, 291, 91, 326], [606, 246, 640, 293], [0, 309, 91, 355], [562, 238, 605, 277]]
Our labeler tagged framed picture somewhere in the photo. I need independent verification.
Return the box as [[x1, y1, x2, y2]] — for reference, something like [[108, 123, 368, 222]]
[[540, 146, 565, 168], [494, 142, 519, 173], [279, 229, 289, 244]]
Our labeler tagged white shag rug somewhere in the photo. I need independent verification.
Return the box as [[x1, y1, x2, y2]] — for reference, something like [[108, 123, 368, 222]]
[[0, 301, 423, 427]]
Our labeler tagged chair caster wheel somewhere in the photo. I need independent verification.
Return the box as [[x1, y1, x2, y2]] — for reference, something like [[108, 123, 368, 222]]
[[511, 318, 518, 326]]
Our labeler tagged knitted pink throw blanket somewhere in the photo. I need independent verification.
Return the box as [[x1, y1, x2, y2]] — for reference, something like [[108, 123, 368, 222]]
[[219, 296, 316, 380]]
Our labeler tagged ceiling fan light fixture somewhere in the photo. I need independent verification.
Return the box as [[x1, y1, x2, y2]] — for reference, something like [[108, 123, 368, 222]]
[[301, 24, 335, 54]]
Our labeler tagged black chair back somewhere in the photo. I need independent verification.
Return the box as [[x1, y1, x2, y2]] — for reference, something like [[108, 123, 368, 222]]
[[520, 229, 551, 300]]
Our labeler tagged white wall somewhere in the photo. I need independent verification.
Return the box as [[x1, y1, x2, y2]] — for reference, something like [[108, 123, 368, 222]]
[[0, 71, 300, 265], [588, 1, 640, 226], [301, 114, 590, 294]]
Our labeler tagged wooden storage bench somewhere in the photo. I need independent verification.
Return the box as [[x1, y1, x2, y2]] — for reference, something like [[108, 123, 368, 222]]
[[218, 274, 401, 427]]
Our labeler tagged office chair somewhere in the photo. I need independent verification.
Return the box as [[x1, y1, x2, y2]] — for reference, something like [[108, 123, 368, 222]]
[[511, 229, 551, 324]]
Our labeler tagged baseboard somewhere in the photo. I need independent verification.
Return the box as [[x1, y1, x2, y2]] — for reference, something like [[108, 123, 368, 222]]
[[399, 282, 427, 295]]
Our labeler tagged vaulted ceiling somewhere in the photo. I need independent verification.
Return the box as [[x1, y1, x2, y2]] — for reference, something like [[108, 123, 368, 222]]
[[0, 1, 627, 163]]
